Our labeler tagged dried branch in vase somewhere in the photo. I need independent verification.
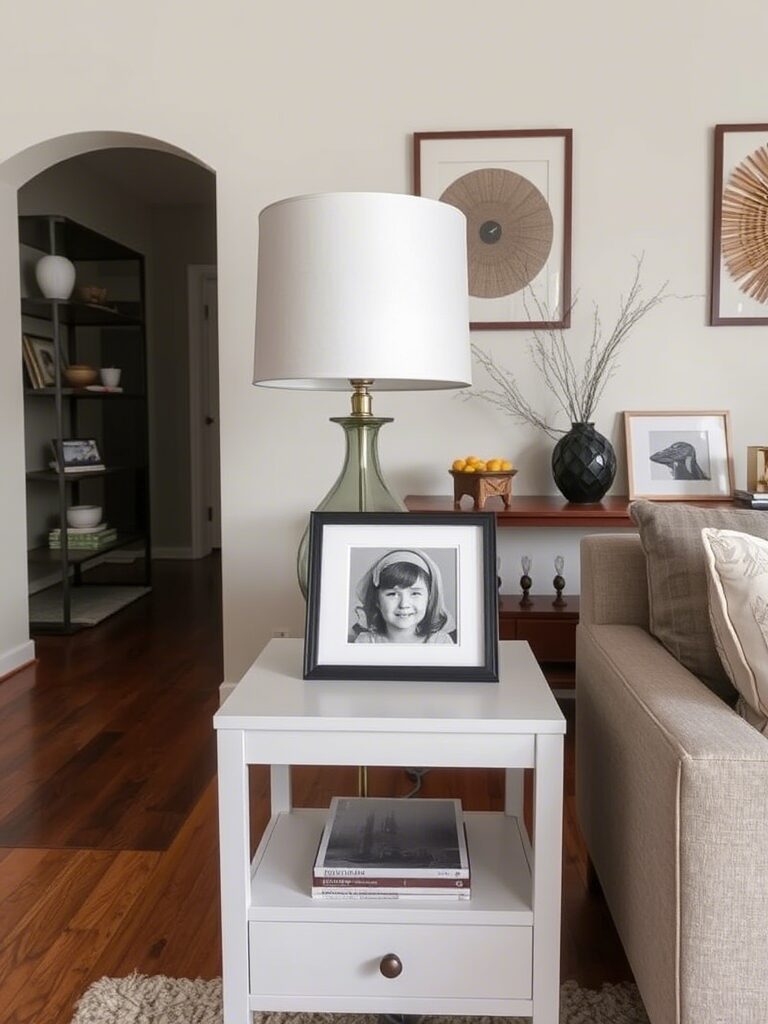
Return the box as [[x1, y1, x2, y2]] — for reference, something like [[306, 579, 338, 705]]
[[467, 257, 674, 440]]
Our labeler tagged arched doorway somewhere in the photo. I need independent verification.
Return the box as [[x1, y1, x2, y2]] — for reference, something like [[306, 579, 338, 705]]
[[0, 131, 218, 660]]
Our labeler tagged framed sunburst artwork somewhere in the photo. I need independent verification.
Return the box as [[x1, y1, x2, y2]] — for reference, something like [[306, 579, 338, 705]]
[[413, 129, 573, 330], [711, 123, 768, 325]]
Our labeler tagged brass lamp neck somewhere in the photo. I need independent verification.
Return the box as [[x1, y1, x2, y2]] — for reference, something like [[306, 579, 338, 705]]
[[350, 379, 374, 417]]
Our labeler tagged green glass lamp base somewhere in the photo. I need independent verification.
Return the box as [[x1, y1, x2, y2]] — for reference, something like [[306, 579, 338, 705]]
[[297, 415, 406, 598]]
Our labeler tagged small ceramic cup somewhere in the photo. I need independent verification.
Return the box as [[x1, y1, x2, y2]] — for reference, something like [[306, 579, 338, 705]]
[[100, 367, 121, 387]]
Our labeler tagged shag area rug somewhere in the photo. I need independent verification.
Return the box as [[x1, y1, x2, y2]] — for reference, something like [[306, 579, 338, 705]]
[[70, 975, 650, 1024]]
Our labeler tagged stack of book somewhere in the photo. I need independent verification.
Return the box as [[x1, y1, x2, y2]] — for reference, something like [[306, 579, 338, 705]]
[[49, 524, 117, 550], [734, 489, 768, 509], [312, 796, 470, 900]]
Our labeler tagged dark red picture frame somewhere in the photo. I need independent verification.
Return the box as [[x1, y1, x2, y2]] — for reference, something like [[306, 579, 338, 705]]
[[413, 129, 573, 331], [710, 123, 768, 326]]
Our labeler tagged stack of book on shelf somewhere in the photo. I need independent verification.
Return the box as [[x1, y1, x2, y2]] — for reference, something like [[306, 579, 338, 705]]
[[312, 796, 470, 901], [734, 489, 768, 509], [49, 523, 118, 550]]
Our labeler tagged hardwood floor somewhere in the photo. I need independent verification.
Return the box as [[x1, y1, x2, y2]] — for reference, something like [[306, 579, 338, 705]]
[[0, 554, 632, 1023]]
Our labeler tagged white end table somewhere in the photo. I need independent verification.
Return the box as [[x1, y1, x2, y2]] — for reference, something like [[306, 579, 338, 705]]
[[215, 638, 565, 1023]]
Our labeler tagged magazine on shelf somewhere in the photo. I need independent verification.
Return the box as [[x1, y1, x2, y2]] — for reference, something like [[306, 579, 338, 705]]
[[734, 489, 768, 507], [313, 797, 470, 880], [49, 528, 117, 549], [50, 523, 109, 535], [311, 888, 471, 901], [312, 878, 470, 898], [310, 874, 470, 889]]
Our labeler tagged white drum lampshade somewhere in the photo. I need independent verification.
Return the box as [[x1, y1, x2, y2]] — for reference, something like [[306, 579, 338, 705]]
[[253, 191, 471, 391], [252, 191, 472, 595]]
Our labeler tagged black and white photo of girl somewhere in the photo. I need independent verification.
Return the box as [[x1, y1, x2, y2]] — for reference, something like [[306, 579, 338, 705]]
[[348, 548, 458, 645]]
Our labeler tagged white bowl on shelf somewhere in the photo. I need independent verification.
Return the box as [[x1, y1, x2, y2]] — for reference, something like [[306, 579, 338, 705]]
[[66, 505, 102, 529]]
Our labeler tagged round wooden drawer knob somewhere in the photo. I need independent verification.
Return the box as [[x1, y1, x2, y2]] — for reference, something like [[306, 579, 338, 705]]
[[379, 953, 403, 979]]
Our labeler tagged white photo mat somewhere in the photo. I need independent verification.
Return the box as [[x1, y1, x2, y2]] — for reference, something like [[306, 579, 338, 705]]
[[315, 522, 486, 668], [415, 131, 571, 327], [625, 411, 734, 499]]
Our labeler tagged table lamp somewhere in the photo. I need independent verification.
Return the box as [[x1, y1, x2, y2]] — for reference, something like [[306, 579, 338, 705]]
[[253, 191, 472, 595]]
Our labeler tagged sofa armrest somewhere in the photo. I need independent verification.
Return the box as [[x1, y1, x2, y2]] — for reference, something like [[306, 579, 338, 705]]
[[577, 623, 768, 1024], [580, 534, 648, 627]]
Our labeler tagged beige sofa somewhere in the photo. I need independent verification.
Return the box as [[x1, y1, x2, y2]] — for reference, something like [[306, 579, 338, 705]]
[[576, 533, 768, 1024]]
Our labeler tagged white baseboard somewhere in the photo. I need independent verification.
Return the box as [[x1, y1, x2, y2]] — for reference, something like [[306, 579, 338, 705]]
[[152, 546, 196, 560], [0, 639, 36, 680]]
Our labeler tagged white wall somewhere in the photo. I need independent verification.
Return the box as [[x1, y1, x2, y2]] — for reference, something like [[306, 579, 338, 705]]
[[0, 0, 766, 683]]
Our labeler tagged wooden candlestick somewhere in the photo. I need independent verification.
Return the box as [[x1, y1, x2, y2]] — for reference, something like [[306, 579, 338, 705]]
[[553, 555, 567, 607], [520, 556, 533, 607]]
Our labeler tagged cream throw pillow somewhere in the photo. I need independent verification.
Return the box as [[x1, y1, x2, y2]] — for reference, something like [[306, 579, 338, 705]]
[[702, 527, 768, 735]]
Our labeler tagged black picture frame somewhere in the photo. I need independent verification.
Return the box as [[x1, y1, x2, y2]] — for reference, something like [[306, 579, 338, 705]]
[[50, 437, 104, 472], [304, 512, 498, 682]]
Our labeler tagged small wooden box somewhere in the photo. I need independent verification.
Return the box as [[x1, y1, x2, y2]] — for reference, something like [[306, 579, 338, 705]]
[[451, 470, 517, 510], [747, 447, 768, 492]]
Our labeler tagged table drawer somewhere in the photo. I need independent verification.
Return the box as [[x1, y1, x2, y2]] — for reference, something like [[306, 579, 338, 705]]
[[249, 920, 532, 1000]]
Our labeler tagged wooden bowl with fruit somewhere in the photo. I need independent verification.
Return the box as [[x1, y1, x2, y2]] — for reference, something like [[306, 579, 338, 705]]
[[450, 455, 517, 510]]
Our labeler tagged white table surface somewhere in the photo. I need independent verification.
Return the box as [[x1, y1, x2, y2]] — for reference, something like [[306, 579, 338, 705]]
[[214, 638, 565, 735]]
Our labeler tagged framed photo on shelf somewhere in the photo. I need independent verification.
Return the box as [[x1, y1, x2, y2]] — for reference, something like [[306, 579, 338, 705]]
[[22, 333, 67, 389], [710, 123, 768, 325], [304, 512, 498, 681], [624, 410, 734, 500], [413, 128, 573, 330], [50, 438, 105, 474]]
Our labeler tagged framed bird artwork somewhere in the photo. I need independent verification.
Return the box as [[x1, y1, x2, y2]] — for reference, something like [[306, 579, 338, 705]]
[[624, 410, 734, 500]]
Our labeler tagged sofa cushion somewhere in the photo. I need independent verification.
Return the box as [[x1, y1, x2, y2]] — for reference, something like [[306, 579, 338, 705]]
[[629, 500, 768, 700], [702, 528, 768, 735]]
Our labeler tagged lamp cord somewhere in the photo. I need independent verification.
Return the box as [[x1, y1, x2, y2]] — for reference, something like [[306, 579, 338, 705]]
[[403, 767, 430, 799]]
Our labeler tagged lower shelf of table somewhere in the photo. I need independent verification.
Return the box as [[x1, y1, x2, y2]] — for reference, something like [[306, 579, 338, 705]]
[[247, 809, 535, 1011], [250, 809, 533, 923]]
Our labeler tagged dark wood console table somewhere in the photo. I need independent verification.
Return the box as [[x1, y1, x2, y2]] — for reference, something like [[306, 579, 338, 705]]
[[404, 494, 635, 528], [405, 495, 635, 690]]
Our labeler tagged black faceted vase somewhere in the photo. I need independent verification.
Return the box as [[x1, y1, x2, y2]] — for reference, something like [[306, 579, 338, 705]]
[[552, 422, 616, 503]]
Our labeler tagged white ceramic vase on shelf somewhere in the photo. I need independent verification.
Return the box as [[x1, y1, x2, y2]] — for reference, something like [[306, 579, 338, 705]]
[[35, 254, 76, 300]]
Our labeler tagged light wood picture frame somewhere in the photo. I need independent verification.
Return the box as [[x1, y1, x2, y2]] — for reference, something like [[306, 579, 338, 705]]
[[22, 333, 67, 389], [710, 123, 768, 325], [413, 129, 573, 330], [624, 410, 734, 500]]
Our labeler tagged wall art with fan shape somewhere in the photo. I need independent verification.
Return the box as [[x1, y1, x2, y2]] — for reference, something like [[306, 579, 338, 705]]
[[414, 129, 572, 330], [711, 123, 768, 325]]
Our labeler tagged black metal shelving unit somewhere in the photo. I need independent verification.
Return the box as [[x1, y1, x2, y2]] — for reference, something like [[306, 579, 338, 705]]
[[20, 214, 151, 634]]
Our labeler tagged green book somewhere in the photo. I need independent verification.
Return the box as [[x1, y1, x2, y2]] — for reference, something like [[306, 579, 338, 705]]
[[49, 530, 118, 549]]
